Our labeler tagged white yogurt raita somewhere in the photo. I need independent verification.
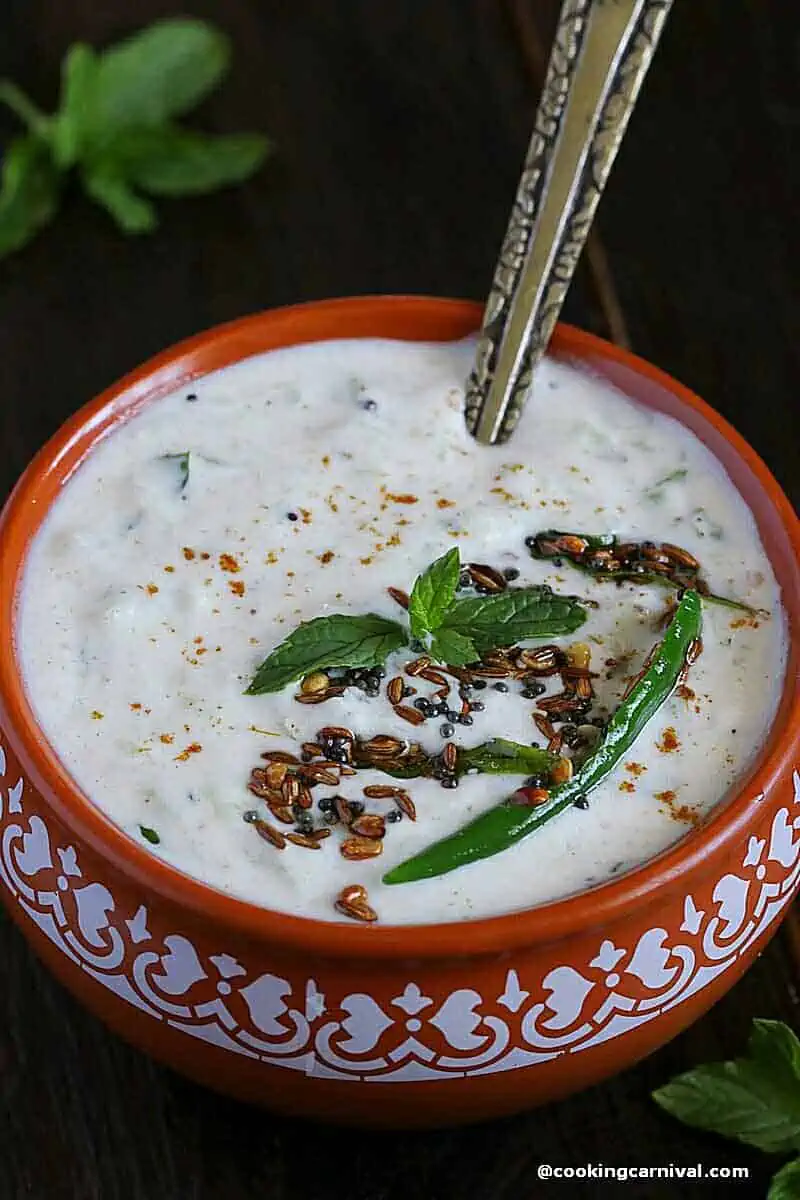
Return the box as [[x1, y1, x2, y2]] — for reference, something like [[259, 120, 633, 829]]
[[17, 338, 786, 924]]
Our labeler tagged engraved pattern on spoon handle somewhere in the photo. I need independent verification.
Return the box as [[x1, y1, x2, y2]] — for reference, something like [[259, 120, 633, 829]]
[[466, 0, 673, 445]]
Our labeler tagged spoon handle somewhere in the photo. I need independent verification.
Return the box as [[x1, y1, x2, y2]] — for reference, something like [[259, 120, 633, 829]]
[[465, 0, 673, 445]]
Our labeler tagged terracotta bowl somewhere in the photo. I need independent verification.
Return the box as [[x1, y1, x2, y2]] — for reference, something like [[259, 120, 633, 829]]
[[1, 297, 798, 1128]]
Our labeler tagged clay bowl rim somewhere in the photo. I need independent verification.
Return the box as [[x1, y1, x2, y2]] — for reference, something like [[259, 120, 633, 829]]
[[0, 295, 798, 962]]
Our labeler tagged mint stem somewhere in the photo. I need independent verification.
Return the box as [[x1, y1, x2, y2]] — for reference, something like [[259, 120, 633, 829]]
[[0, 80, 51, 138]]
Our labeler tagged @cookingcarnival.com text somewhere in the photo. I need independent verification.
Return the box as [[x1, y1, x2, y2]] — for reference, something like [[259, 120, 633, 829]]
[[537, 1162, 749, 1183]]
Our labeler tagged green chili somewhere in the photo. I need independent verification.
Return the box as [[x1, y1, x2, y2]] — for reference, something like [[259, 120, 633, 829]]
[[383, 588, 702, 886]]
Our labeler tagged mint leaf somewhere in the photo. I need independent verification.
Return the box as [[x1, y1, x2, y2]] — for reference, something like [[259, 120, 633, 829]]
[[160, 451, 191, 492], [442, 588, 586, 652], [82, 19, 230, 152], [768, 1157, 800, 1200], [0, 20, 270, 256], [0, 80, 50, 139], [50, 44, 97, 168], [0, 137, 60, 259], [459, 739, 555, 776], [645, 467, 688, 503], [117, 127, 269, 196], [429, 627, 477, 666], [82, 167, 157, 234], [653, 1054, 800, 1154], [408, 548, 460, 640], [749, 1020, 800, 1089], [139, 825, 160, 845], [247, 614, 407, 695]]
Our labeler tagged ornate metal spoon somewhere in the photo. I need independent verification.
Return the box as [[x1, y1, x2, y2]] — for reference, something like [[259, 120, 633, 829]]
[[465, 0, 673, 445]]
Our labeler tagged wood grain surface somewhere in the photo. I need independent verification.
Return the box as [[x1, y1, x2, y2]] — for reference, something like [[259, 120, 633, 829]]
[[1, 2, 797, 1197]]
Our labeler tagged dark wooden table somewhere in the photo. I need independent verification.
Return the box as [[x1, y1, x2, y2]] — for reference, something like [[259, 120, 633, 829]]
[[2, 3, 798, 1197]]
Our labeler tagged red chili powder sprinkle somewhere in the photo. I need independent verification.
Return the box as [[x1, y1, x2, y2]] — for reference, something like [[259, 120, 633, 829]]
[[159, 733, 174, 744], [625, 762, 647, 777], [618, 780, 636, 793], [175, 742, 202, 762], [676, 685, 696, 702], [317, 550, 335, 565], [144, 583, 159, 596], [655, 790, 701, 828], [386, 492, 418, 504], [219, 553, 241, 573], [200, 551, 211, 560], [229, 580, 246, 597], [657, 726, 681, 753], [129, 702, 142, 711], [163, 565, 175, 573], [182, 547, 196, 560], [436, 497, 455, 509], [90, 711, 104, 720]]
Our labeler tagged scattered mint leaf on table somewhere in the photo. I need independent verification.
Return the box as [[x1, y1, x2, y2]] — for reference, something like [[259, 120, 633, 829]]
[[768, 1156, 800, 1200], [0, 18, 270, 259], [246, 614, 408, 695], [51, 44, 97, 169], [654, 1018, 800, 1197], [115, 127, 270, 196], [77, 18, 231, 145], [83, 167, 158, 234], [139, 825, 160, 845], [0, 137, 60, 257]]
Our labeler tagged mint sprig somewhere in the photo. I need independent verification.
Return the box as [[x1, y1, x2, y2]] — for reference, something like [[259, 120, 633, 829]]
[[246, 548, 586, 694], [0, 19, 270, 258], [654, 1018, 800, 1197]]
